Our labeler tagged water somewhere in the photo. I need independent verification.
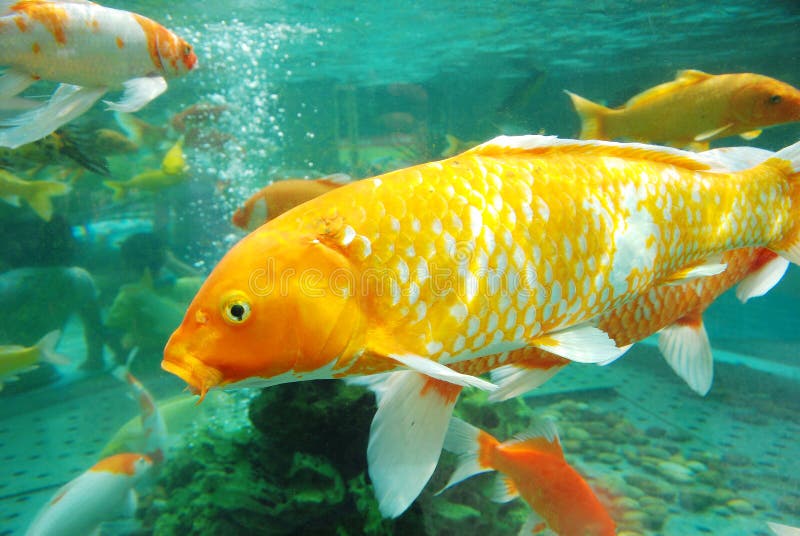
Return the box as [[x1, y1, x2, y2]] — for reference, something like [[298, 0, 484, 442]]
[[1, 1, 799, 534]]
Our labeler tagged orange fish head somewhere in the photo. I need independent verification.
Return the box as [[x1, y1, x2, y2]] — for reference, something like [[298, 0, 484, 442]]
[[158, 32, 198, 76], [162, 229, 364, 399], [731, 76, 800, 126]]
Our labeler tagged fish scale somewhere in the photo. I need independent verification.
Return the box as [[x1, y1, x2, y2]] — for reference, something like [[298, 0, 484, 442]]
[[162, 135, 800, 399]]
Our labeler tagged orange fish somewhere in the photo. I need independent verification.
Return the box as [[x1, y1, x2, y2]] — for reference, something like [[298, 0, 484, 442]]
[[0, 0, 197, 148], [440, 417, 615, 536], [163, 136, 800, 516], [231, 174, 353, 231], [567, 70, 800, 150]]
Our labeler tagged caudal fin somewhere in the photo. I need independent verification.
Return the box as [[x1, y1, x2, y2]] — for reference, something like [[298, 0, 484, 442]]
[[565, 90, 610, 140], [36, 330, 71, 366], [24, 180, 70, 221], [438, 417, 498, 495]]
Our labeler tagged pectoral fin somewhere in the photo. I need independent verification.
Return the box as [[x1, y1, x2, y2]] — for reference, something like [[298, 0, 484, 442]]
[[388, 353, 496, 391], [528, 323, 629, 364], [694, 123, 733, 142], [665, 256, 726, 285], [105, 76, 167, 113], [366, 371, 461, 518], [658, 313, 713, 396]]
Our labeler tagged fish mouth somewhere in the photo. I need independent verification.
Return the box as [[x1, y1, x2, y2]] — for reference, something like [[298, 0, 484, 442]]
[[161, 351, 222, 402]]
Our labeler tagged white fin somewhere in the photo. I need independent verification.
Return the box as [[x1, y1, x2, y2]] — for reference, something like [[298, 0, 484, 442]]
[[658, 319, 713, 396], [36, 330, 70, 366], [694, 123, 733, 142], [491, 474, 520, 503], [0, 84, 106, 149], [665, 256, 727, 285], [529, 323, 629, 364], [736, 255, 790, 303], [0, 69, 35, 100], [769, 522, 800, 536], [773, 139, 800, 174], [488, 362, 567, 401], [105, 77, 167, 113], [368, 371, 459, 518], [389, 353, 497, 391], [438, 417, 494, 495], [699, 146, 773, 171], [344, 372, 393, 401], [508, 418, 560, 446], [470, 134, 726, 170]]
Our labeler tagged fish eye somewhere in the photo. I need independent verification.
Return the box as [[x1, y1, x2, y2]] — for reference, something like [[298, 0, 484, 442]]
[[183, 45, 193, 56], [769, 95, 782, 104], [222, 295, 251, 324]]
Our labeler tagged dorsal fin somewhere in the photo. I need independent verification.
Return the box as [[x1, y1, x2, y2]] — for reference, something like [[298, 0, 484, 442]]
[[503, 419, 564, 459], [467, 135, 716, 172], [623, 69, 713, 108]]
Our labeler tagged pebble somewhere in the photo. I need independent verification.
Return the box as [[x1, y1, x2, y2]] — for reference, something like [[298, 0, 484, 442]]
[[726, 499, 755, 515]]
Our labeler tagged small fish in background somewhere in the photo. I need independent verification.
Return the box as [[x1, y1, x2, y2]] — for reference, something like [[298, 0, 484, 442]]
[[114, 112, 168, 149], [93, 128, 140, 156], [0, 170, 70, 220], [0, 0, 198, 148], [171, 102, 228, 133], [567, 70, 800, 150], [231, 173, 353, 231], [0, 126, 110, 176], [25, 452, 152, 536], [439, 418, 616, 536], [112, 349, 168, 463], [103, 138, 187, 200], [0, 330, 69, 390]]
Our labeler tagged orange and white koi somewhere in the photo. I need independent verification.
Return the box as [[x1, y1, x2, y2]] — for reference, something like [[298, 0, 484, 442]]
[[162, 135, 800, 516], [113, 352, 167, 463], [567, 70, 800, 150], [440, 418, 616, 536], [231, 174, 353, 231], [25, 452, 152, 536], [0, 0, 197, 148]]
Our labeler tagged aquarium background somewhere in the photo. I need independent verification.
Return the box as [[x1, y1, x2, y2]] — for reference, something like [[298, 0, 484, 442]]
[[1, 1, 799, 535]]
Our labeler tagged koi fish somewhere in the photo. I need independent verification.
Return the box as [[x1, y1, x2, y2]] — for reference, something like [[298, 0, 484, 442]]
[[0, 329, 69, 390], [103, 138, 186, 200], [0, 0, 197, 148], [440, 418, 615, 536], [25, 452, 152, 536], [113, 350, 168, 463], [231, 173, 353, 231], [0, 169, 70, 220], [162, 136, 800, 513], [567, 70, 800, 150]]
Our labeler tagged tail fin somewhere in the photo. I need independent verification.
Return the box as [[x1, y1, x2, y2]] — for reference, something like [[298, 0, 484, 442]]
[[36, 330, 71, 366], [103, 180, 127, 201], [565, 90, 610, 140], [765, 140, 800, 265], [24, 180, 70, 221], [438, 417, 498, 494]]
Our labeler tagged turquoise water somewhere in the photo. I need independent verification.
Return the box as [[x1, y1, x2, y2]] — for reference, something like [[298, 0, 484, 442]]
[[1, 1, 800, 535]]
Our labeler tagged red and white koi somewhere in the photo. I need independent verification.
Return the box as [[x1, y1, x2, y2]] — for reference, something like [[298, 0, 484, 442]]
[[0, 0, 197, 148], [113, 354, 167, 463]]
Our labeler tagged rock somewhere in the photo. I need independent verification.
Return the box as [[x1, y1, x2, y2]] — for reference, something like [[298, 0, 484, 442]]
[[645, 426, 667, 438], [657, 460, 694, 483], [680, 489, 716, 512]]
